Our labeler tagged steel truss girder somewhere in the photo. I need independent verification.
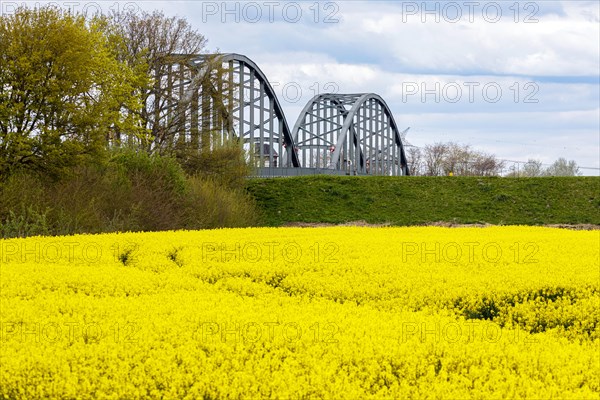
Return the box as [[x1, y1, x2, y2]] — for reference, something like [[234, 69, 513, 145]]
[[160, 53, 300, 168], [160, 54, 409, 175], [221, 54, 301, 168], [292, 93, 410, 175]]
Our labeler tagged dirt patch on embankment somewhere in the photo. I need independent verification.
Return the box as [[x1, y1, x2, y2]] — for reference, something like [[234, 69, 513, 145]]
[[282, 221, 600, 230]]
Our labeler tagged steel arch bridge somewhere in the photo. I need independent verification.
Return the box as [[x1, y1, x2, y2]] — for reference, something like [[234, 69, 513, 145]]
[[292, 93, 410, 176], [162, 53, 410, 176]]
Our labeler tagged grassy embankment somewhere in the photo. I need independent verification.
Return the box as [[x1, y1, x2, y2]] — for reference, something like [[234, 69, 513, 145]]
[[247, 176, 600, 226]]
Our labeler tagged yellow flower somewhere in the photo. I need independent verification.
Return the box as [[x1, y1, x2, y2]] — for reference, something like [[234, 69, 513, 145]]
[[1, 227, 598, 398]]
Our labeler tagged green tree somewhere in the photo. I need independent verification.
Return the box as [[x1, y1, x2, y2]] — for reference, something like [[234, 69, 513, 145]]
[[0, 6, 144, 179], [544, 157, 581, 177], [506, 159, 544, 177], [107, 10, 249, 184]]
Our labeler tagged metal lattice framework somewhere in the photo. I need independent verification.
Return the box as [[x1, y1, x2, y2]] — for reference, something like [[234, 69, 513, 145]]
[[219, 53, 300, 168], [160, 53, 409, 175], [292, 94, 410, 176]]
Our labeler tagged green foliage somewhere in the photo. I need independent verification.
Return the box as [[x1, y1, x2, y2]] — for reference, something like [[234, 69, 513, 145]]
[[0, 150, 258, 238], [0, 7, 259, 238], [0, 206, 50, 238], [109, 148, 188, 195], [247, 176, 600, 226], [0, 6, 145, 179], [183, 176, 259, 229], [506, 158, 582, 177], [544, 158, 581, 177], [175, 138, 253, 190]]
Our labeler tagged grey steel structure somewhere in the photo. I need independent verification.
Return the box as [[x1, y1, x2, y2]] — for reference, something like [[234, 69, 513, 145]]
[[292, 93, 409, 176], [164, 53, 410, 176]]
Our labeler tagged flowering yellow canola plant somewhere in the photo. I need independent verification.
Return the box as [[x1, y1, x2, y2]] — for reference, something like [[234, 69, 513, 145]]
[[1, 227, 598, 399]]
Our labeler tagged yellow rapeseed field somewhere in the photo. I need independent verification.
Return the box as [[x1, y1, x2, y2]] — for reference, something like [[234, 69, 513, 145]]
[[1, 227, 598, 399]]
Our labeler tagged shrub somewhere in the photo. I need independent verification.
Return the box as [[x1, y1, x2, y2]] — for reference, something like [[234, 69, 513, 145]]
[[175, 139, 253, 190], [0, 149, 258, 238]]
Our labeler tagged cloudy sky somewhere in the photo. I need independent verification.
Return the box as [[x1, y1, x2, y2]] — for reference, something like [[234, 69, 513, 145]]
[[7, 1, 599, 174]]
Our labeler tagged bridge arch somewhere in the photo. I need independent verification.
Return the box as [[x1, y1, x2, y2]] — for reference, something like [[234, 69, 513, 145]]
[[165, 53, 300, 168], [161, 53, 409, 175], [218, 54, 300, 168], [292, 93, 410, 175]]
